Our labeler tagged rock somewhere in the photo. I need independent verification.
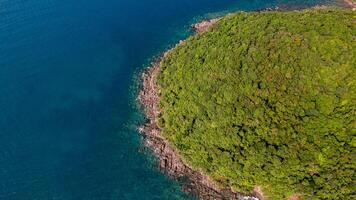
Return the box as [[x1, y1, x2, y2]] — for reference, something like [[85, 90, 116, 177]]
[[192, 18, 220, 33], [138, 59, 260, 200]]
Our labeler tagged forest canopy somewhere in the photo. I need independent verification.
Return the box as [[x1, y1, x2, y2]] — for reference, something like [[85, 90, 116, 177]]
[[157, 8, 355, 199]]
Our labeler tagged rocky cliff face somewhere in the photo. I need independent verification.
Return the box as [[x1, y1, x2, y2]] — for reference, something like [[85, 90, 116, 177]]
[[340, 0, 356, 10], [138, 64, 259, 200], [191, 19, 220, 33]]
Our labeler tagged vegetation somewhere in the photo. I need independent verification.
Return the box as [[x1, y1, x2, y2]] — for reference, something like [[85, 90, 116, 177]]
[[157, 8, 355, 199]]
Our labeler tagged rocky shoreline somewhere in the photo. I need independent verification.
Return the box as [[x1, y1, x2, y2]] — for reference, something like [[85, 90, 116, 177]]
[[138, 20, 262, 200], [341, 0, 356, 10], [137, 4, 352, 197], [138, 64, 261, 200], [191, 18, 221, 33]]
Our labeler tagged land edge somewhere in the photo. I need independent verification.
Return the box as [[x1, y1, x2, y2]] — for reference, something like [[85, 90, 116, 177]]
[[339, 0, 356, 10], [137, 4, 352, 200], [137, 18, 261, 200]]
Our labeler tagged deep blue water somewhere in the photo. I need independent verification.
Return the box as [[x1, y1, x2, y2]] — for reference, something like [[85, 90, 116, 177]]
[[0, 0, 332, 199]]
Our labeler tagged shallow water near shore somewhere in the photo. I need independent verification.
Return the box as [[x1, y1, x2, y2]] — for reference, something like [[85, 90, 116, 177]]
[[0, 0, 333, 199]]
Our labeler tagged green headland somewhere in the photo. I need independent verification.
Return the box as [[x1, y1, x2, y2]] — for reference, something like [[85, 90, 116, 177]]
[[156, 7, 355, 200]]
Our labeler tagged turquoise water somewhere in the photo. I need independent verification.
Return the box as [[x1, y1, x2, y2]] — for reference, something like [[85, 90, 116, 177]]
[[0, 0, 332, 199]]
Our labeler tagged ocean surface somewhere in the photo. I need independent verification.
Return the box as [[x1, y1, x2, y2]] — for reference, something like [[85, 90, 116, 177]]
[[0, 0, 332, 199]]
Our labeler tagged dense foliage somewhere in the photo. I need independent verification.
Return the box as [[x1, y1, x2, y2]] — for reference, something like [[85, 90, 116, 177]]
[[157, 8, 355, 199]]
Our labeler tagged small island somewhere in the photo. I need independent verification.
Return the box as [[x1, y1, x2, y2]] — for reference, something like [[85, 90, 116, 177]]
[[139, 7, 355, 200]]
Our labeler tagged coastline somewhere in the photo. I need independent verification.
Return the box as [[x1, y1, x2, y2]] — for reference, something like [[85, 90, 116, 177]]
[[191, 18, 221, 33], [340, 0, 356, 10], [138, 19, 261, 200], [137, 4, 353, 198]]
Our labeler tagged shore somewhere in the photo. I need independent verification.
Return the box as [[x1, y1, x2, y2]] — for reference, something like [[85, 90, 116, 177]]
[[138, 19, 262, 200], [137, 4, 352, 197], [340, 0, 356, 10], [191, 18, 221, 33]]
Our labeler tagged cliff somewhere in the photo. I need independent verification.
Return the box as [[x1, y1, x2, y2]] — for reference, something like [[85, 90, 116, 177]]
[[138, 61, 260, 200]]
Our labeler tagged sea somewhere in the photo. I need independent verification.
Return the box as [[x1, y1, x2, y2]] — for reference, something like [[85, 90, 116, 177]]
[[0, 0, 333, 199]]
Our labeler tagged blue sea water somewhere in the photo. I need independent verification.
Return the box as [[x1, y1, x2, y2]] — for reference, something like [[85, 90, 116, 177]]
[[0, 0, 333, 199]]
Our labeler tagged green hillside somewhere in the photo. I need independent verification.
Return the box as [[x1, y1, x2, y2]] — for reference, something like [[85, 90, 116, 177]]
[[157, 8, 355, 199]]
